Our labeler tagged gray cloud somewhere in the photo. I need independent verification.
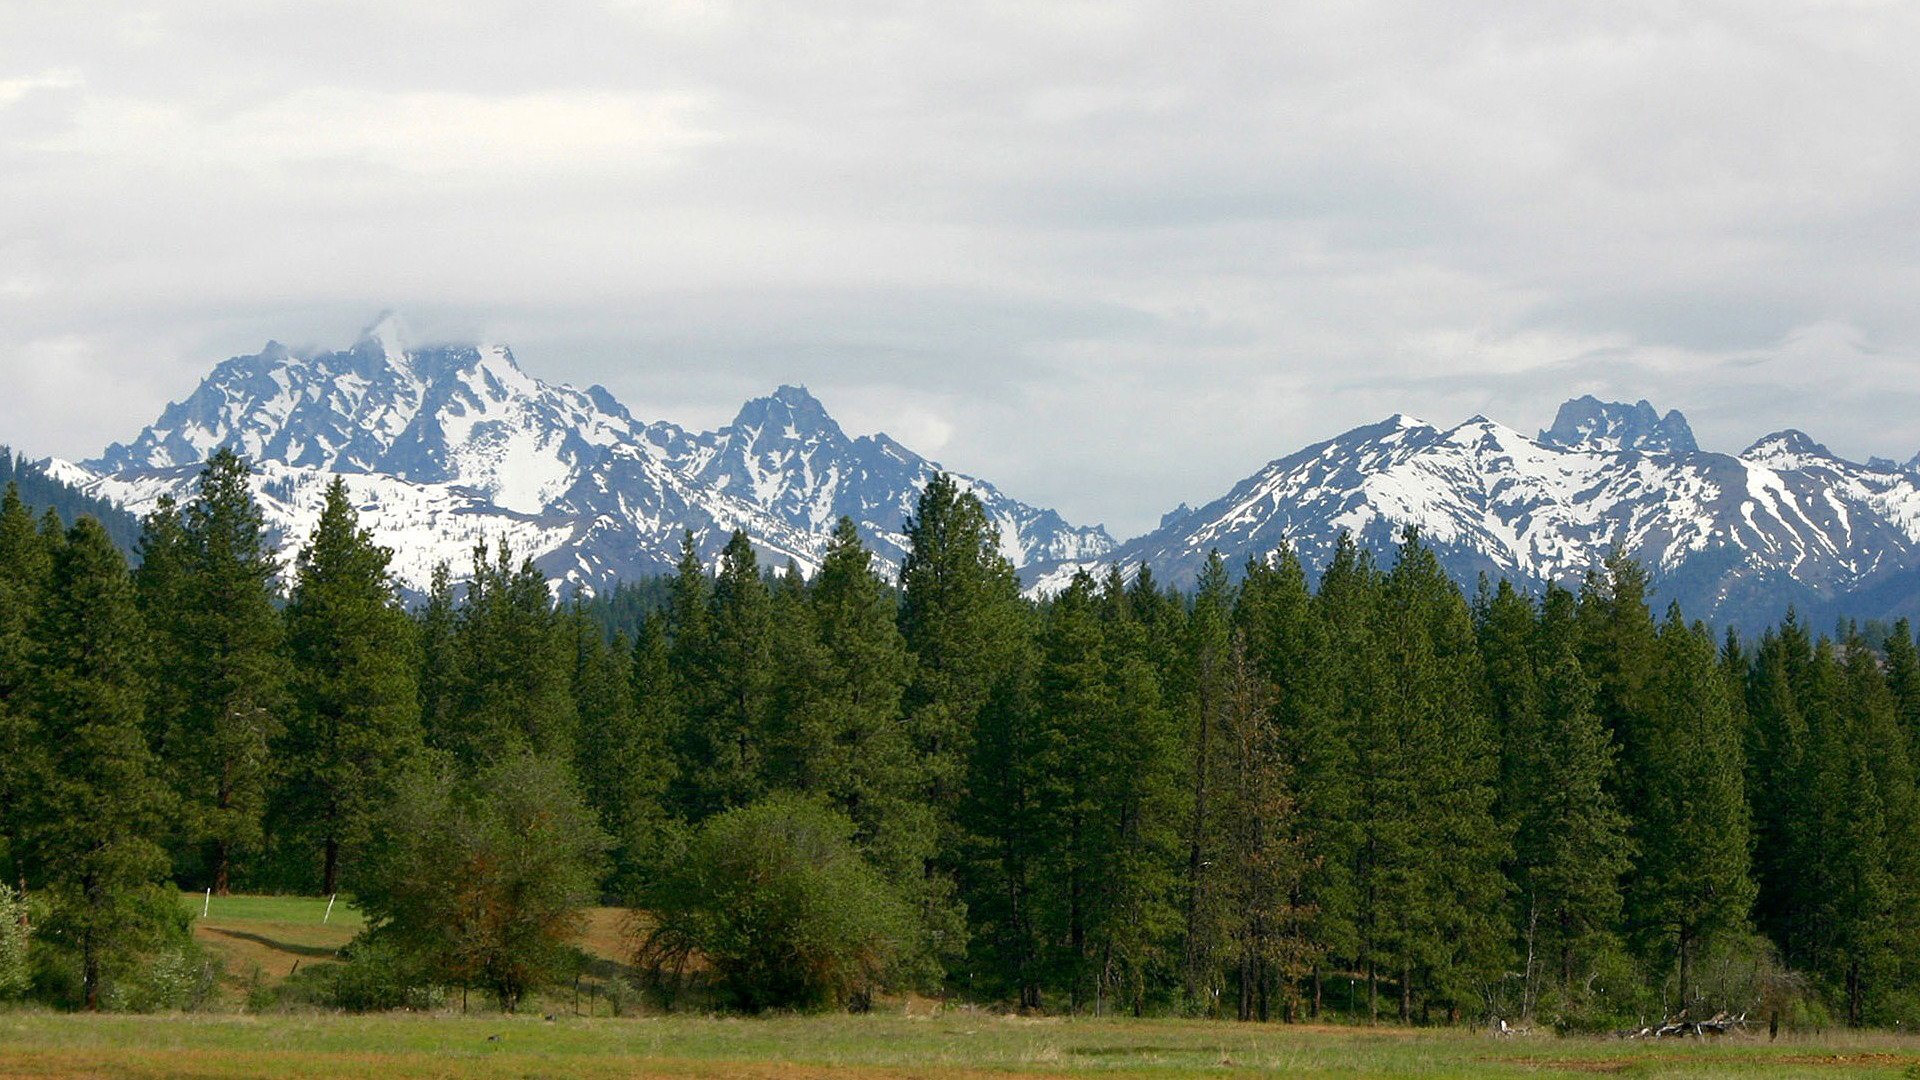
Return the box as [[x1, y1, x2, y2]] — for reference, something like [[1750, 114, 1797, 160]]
[[5, 1, 1920, 537]]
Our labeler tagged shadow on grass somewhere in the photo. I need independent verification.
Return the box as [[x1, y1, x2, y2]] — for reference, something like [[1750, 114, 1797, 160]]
[[204, 927, 346, 960]]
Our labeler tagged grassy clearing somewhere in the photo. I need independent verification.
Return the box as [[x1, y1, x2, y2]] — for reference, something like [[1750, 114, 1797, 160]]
[[137, 898, 1920, 1077], [181, 893, 641, 1005], [181, 892, 365, 994], [0, 1010, 1917, 1078]]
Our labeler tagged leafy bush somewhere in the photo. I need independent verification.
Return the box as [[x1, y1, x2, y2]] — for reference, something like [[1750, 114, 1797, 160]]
[[29, 886, 214, 1011], [640, 793, 916, 1012], [265, 937, 443, 1013], [355, 749, 609, 1012]]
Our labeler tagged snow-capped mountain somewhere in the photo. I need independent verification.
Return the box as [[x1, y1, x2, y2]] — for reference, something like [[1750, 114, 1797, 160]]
[[1038, 398, 1920, 628], [59, 318, 1116, 597]]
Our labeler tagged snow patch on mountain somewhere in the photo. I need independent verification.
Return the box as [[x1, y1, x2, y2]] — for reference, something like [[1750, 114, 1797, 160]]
[[1037, 399, 1920, 627], [77, 321, 1114, 598]]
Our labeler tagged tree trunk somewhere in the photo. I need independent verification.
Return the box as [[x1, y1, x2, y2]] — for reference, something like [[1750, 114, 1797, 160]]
[[1311, 965, 1322, 1019], [213, 840, 231, 896], [322, 836, 340, 897], [1367, 958, 1377, 1024], [1399, 962, 1411, 1025]]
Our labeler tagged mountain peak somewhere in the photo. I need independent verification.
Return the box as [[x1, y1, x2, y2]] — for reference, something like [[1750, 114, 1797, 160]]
[[1742, 429, 1838, 469], [1539, 396, 1698, 454], [729, 384, 842, 442]]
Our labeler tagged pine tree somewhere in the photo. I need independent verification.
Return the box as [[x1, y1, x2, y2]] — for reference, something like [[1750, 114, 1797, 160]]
[[786, 520, 925, 885], [577, 614, 677, 900], [1839, 633, 1920, 1025], [1216, 629, 1314, 1021], [1310, 533, 1379, 1018], [899, 475, 1026, 844], [415, 561, 462, 753], [23, 518, 174, 1009], [130, 496, 187, 754], [1631, 608, 1754, 1011], [1525, 633, 1631, 1011], [1882, 620, 1920, 752], [0, 484, 50, 888], [167, 449, 287, 893], [958, 606, 1044, 1007], [569, 610, 668, 902], [1576, 554, 1660, 806], [1177, 551, 1235, 1014], [453, 542, 577, 762], [1744, 618, 1814, 967], [1236, 544, 1334, 1019], [678, 531, 773, 817], [278, 478, 423, 895], [1029, 570, 1113, 1007], [1375, 532, 1508, 1023]]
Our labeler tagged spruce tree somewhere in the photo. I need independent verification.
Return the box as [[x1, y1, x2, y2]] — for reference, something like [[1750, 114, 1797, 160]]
[[1630, 608, 1754, 1011], [278, 477, 423, 895], [1236, 544, 1334, 1019], [168, 449, 287, 893], [454, 542, 577, 761], [1375, 532, 1508, 1023], [1311, 533, 1379, 1018], [1090, 568, 1184, 1016], [1177, 551, 1235, 1013], [899, 475, 1026, 842], [678, 531, 773, 817], [24, 518, 174, 1009], [0, 484, 50, 888], [415, 561, 462, 753], [569, 611, 666, 901]]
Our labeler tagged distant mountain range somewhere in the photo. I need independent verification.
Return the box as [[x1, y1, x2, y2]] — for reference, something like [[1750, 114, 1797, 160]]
[[1034, 396, 1920, 629], [50, 315, 1114, 596], [36, 317, 1920, 628]]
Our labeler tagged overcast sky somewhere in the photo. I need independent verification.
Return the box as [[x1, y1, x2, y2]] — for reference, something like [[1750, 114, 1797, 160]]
[[5, 2, 1920, 538]]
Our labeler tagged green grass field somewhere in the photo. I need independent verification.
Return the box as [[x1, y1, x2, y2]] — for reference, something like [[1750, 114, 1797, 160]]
[[0, 1010, 1917, 1079], [18, 895, 1878, 1077]]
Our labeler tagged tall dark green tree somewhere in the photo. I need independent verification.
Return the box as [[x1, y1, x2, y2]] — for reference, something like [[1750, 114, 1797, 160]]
[[167, 449, 287, 893], [1631, 608, 1754, 1010], [1236, 545, 1333, 1019], [1177, 551, 1235, 1013], [677, 531, 774, 818], [899, 475, 1026, 846], [1374, 533, 1508, 1023], [278, 478, 423, 895], [571, 612, 672, 901], [0, 484, 51, 887], [23, 518, 174, 1009], [452, 542, 576, 762], [1526, 589, 1631, 1013]]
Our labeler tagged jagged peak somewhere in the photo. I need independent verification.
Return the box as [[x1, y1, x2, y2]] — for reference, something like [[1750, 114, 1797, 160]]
[[728, 384, 844, 442], [1539, 396, 1697, 454], [1742, 429, 1840, 469]]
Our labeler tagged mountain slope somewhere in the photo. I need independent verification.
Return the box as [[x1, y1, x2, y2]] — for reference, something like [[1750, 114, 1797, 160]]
[[1041, 399, 1920, 628], [64, 320, 1114, 596], [0, 449, 142, 553]]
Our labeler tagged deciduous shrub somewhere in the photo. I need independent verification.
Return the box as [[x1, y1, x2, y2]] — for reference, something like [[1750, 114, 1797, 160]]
[[639, 794, 915, 1012]]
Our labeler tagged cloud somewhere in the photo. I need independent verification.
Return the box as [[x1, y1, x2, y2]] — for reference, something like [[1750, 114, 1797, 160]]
[[3, 2, 1920, 536]]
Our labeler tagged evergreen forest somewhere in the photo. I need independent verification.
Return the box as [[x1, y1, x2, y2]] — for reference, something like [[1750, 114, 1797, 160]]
[[2, 449, 1918, 1032]]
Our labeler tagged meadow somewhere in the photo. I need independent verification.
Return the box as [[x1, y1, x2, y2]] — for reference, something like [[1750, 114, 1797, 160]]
[[0, 894, 1908, 1078]]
